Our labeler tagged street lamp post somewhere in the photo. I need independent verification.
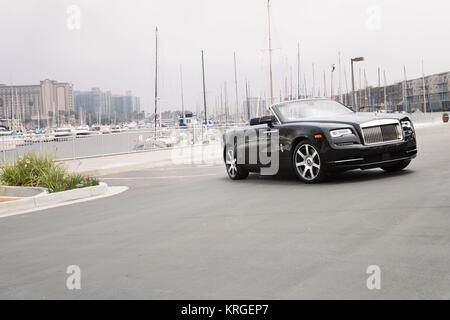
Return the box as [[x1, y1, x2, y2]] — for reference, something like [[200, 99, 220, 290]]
[[351, 57, 364, 111]]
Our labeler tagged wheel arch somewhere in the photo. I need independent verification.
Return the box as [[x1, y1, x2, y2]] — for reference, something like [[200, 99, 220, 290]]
[[289, 135, 310, 157], [223, 135, 238, 161]]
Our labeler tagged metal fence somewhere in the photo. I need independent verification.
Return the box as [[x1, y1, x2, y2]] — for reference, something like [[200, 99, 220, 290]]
[[0, 125, 237, 163]]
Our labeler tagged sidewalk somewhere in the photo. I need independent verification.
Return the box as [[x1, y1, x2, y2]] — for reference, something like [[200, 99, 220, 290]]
[[63, 143, 223, 176]]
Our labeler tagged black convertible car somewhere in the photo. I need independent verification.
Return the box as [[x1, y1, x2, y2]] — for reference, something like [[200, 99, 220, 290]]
[[223, 98, 417, 183]]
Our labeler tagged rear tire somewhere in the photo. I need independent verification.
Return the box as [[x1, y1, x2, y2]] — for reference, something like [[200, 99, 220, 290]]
[[292, 141, 326, 183], [224, 145, 249, 180], [381, 160, 411, 172]]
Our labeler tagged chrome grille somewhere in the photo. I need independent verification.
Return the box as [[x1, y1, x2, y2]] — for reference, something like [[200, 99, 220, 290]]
[[362, 123, 402, 145]]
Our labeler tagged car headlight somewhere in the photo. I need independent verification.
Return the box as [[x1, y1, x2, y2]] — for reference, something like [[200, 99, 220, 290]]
[[330, 128, 353, 138]]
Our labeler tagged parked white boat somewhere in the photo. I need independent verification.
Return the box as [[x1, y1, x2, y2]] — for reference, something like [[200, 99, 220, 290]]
[[90, 125, 102, 134], [0, 128, 12, 136], [126, 122, 138, 130], [76, 125, 91, 136], [54, 127, 75, 138], [111, 125, 122, 133], [101, 125, 111, 134]]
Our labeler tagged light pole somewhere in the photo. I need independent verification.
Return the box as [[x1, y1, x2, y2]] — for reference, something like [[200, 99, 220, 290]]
[[351, 57, 364, 111]]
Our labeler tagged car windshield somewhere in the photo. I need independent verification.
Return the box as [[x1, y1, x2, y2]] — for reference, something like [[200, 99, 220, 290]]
[[273, 100, 353, 122]]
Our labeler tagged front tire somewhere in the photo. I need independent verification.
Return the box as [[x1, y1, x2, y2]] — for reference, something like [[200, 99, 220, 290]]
[[381, 160, 411, 172], [225, 146, 249, 180], [292, 141, 325, 183]]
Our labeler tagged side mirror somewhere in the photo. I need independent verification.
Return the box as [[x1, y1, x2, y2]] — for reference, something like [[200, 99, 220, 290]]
[[259, 115, 276, 126]]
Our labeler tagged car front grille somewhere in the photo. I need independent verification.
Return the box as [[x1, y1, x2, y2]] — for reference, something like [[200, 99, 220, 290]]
[[362, 123, 402, 145]]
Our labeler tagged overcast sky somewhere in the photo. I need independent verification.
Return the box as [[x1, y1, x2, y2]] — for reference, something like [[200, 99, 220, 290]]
[[1, 0, 449, 113]]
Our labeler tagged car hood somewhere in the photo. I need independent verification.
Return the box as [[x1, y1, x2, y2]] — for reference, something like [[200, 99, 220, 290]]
[[285, 112, 408, 126]]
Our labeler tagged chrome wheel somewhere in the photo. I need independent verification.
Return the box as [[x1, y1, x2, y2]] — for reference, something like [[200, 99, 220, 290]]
[[295, 144, 321, 181], [226, 149, 238, 178]]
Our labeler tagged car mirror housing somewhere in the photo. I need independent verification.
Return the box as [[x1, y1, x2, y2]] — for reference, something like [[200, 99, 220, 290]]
[[249, 118, 261, 126], [249, 115, 276, 126]]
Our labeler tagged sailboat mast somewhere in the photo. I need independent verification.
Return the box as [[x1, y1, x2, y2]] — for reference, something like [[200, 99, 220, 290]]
[[330, 64, 334, 99], [358, 68, 362, 110], [403, 65, 408, 112], [297, 42, 301, 99], [245, 80, 251, 121], [11, 87, 15, 131], [180, 65, 185, 125], [201, 50, 207, 127], [338, 52, 342, 103], [154, 27, 159, 136], [267, 0, 274, 104], [343, 65, 349, 106], [364, 69, 367, 109], [312, 63, 316, 97], [383, 70, 387, 111], [224, 81, 228, 125], [15, 88, 22, 130], [233, 52, 239, 121], [422, 60, 427, 113]]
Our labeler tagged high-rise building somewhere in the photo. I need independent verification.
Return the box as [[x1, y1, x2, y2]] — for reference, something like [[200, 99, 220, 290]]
[[0, 79, 74, 128], [112, 93, 140, 115], [75, 89, 140, 124], [74, 88, 112, 123]]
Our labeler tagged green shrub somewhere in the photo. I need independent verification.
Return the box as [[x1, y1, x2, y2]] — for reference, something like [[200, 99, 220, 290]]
[[0, 152, 100, 193]]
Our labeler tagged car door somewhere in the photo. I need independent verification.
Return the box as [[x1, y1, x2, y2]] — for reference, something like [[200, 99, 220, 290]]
[[245, 124, 265, 167], [259, 123, 280, 168]]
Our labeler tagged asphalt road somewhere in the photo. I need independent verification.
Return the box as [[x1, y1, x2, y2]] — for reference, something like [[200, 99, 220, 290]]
[[1, 125, 449, 299]]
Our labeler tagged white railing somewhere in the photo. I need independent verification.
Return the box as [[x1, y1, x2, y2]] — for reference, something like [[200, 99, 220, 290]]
[[0, 124, 242, 163]]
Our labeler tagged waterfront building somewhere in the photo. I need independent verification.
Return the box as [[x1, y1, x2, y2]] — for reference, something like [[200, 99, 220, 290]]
[[75, 89, 140, 124], [0, 79, 74, 128], [339, 71, 450, 112], [75, 88, 113, 124]]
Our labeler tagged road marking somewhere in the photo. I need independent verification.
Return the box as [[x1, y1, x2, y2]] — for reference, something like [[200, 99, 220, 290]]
[[101, 174, 219, 180], [0, 186, 128, 219]]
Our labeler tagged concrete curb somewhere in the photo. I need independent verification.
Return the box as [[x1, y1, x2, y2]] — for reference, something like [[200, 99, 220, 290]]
[[0, 185, 47, 197], [0, 182, 108, 215]]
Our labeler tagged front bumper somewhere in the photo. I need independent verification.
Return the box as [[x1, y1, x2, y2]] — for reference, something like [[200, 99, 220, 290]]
[[323, 137, 417, 171]]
